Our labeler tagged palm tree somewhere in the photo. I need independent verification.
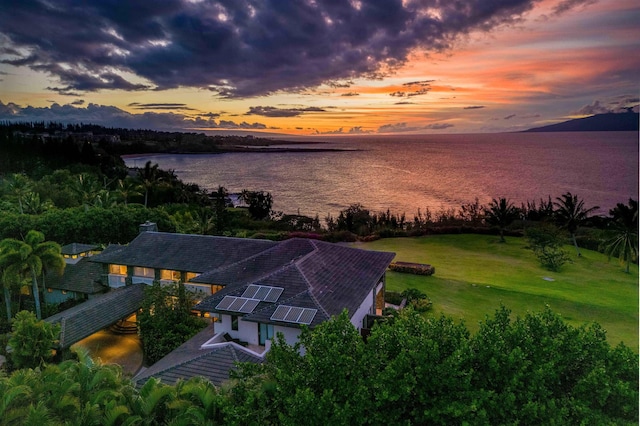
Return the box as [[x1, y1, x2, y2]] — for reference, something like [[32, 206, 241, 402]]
[[137, 161, 162, 208], [115, 177, 143, 206], [605, 199, 638, 273], [484, 198, 520, 242], [0, 231, 65, 319], [0, 247, 25, 323], [5, 173, 32, 214], [553, 192, 599, 256], [71, 174, 102, 211]]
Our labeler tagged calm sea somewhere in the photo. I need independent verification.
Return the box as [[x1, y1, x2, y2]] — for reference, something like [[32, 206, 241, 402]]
[[124, 132, 638, 218]]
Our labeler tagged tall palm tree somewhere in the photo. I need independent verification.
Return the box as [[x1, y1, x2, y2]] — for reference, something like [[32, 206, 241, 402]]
[[0, 230, 65, 319], [605, 199, 638, 273], [71, 173, 102, 211], [115, 177, 143, 206], [137, 161, 162, 208], [5, 173, 32, 214], [553, 192, 599, 256], [484, 198, 520, 243]]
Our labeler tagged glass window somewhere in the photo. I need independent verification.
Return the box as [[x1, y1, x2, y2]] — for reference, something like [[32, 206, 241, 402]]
[[185, 272, 198, 281], [231, 315, 239, 331], [161, 269, 180, 280], [133, 266, 154, 278], [109, 264, 127, 275]]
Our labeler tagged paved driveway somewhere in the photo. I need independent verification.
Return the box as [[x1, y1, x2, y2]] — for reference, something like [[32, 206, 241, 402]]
[[72, 329, 144, 376]]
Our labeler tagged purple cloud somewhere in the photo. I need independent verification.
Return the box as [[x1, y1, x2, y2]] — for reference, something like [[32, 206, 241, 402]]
[[0, 0, 541, 97]]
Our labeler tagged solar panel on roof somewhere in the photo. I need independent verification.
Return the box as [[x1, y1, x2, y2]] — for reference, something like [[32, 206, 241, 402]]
[[254, 286, 270, 300], [297, 309, 317, 325], [284, 307, 304, 322], [216, 296, 235, 310], [271, 305, 289, 321], [269, 305, 317, 325], [242, 285, 259, 299], [229, 297, 247, 311], [239, 298, 260, 313], [264, 287, 284, 303], [241, 285, 284, 302]]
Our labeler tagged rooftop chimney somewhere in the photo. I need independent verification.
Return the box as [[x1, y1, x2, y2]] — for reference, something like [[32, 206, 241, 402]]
[[139, 221, 158, 233]]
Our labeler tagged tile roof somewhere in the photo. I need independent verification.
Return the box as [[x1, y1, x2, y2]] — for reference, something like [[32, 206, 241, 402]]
[[90, 232, 277, 273], [133, 324, 263, 387], [46, 284, 146, 348], [45, 257, 106, 294], [60, 243, 100, 255], [194, 238, 395, 325]]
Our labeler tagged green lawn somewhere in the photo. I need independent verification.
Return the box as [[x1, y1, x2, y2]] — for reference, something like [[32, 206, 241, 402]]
[[352, 234, 639, 349]]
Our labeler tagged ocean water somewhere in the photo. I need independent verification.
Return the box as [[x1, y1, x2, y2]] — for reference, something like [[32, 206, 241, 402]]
[[124, 132, 638, 218]]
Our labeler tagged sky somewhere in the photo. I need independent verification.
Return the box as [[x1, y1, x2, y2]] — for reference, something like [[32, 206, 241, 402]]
[[0, 0, 639, 135]]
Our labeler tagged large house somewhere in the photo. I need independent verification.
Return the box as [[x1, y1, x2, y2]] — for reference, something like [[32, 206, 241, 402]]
[[44, 243, 106, 305], [58, 230, 395, 385]]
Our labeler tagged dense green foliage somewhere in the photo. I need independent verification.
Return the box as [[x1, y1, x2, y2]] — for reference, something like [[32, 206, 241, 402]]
[[7, 310, 60, 369], [228, 308, 637, 425], [137, 282, 207, 365], [0, 307, 636, 424], [525, 223, 571, 271]]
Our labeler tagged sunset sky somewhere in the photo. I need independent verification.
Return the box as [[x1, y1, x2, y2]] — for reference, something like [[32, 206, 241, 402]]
[[1, 0, 638, 135]]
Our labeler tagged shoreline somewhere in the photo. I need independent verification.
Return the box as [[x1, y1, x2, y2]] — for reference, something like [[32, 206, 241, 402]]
[[121, 146, 361, 159]]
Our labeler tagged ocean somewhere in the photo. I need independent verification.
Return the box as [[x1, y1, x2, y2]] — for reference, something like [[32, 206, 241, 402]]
[[124, 131, 638, 218]]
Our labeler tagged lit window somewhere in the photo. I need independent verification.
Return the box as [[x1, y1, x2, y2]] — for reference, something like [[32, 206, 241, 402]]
[[211, 284, 223, 294], [109, 264, 127, 275], [61, 290, 67, 295], [185, 272, 198, 281], [47, 288, 53, 293], [133, 266, 154, 278], [161, 269, 181, 281]]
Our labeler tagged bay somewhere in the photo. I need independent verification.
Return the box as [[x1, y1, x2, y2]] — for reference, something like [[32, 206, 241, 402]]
[[124, 132, 638, 218]]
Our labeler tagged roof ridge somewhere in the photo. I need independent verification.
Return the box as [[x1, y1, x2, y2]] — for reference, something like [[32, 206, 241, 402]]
[[197, 240, 284, 278], [294, 264, 331, 319]]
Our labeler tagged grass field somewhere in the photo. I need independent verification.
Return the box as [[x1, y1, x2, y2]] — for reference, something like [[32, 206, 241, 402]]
[[352, 234, 639, 349]]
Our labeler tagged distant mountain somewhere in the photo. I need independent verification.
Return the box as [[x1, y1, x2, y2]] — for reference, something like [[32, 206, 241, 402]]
[[524, 112, 639, 132]]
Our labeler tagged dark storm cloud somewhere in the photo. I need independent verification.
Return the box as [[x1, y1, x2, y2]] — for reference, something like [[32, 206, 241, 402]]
[[0, 0, 541, 97], [0, 101, 266, 130], [246, 106, 326, 117], [128, 102, 196, 111]]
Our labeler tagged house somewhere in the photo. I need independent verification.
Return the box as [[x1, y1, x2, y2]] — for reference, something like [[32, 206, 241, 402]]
[[86, 230, 394, 385], [44, 243, 107, 305]]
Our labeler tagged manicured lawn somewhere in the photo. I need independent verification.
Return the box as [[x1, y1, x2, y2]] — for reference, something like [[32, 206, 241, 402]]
[[353, 234, 639, 349]]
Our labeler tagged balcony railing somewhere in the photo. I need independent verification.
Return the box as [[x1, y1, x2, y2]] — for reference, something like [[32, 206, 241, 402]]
[[108, 274, 127, 288], [131, 276, 154, 285]]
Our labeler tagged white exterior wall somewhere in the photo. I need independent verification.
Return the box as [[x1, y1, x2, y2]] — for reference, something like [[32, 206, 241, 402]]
[[350, 288, 375, 330], [239, 320, 259, 345], [274, 325, 301, 346], [213, 314, 258, 345], [214, 314, 233, 335]]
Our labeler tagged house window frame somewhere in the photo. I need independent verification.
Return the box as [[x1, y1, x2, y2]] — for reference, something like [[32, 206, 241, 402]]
[[133, 266, 154, 278], [109, 264, 127, 275], [231, 315, 239, 331], [160, 269, 181, 281]]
